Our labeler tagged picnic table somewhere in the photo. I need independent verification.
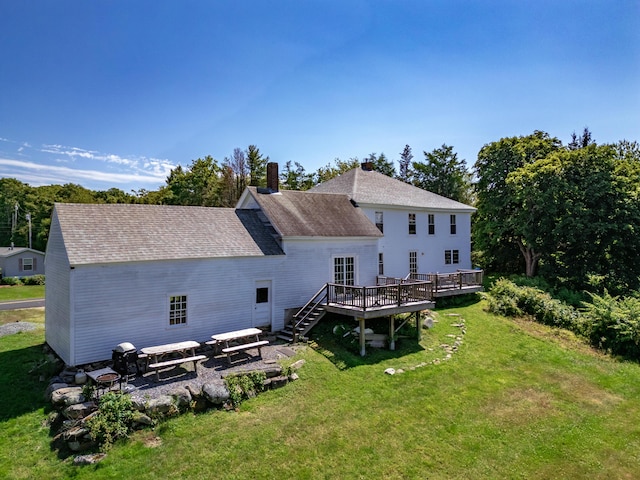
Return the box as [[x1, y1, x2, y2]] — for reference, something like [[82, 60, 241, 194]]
[[140, 340, 206, 381], [210, 328, 269, 365]]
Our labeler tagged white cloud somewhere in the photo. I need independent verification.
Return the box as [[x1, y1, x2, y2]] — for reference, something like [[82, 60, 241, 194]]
[[0, 158, 167, 187], [1, 137, 176, 190]]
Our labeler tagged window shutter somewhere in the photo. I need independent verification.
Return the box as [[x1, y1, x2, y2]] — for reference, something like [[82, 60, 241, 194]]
[[19, 258, 23, 271], [33, 258, 37, 270]]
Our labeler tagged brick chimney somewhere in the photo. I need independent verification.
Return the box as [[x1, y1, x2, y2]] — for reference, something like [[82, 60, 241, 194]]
[[267, 162, 279, 192], [361, 162, 374, 171]]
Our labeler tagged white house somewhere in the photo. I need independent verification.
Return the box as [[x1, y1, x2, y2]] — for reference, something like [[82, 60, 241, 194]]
[[45, 189, 381, 366], [310, 164, 476, 278], [45, 163, 476, 366], [0, 246, 45, 278]]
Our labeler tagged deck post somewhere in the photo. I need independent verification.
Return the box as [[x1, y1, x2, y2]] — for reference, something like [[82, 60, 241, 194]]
[[358, 317, 366, 356], [389, 316, 395, 350], [416, 311, 422, 341]]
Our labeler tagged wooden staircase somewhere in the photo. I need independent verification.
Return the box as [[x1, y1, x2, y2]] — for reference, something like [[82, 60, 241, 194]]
[[277, 285, 328, 343]]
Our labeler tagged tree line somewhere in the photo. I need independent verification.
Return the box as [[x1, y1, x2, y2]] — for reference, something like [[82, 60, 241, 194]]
[[2, 131, 639, 296], [0, 143, 471, 252]]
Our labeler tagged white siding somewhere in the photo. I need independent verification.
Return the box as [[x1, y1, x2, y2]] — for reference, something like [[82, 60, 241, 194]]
[[277, 237, 379, 308], [61, 236, 378, 365], [362, 207, 473, 277], [69, 255, 286, 365], [44, 212, 73, 365]]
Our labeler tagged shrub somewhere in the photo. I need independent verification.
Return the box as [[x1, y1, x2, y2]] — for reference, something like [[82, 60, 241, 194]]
[[224, 371, 267, 408], [1, 276, 22, 286], [581, 292, 640, 359], [86, 392, 135, 451], [486, 279, 579, 330], [22, 275, 45, 285]]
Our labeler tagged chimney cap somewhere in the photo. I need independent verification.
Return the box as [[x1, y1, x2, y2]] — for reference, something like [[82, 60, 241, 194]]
[[361, 162, 374, 171]]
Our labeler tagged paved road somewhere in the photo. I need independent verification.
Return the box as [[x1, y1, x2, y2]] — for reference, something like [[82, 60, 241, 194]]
[[0, 298, 44, 310]]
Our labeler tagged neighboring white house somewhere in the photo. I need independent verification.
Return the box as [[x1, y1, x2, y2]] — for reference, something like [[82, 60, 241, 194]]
[[45, 163, 476, 366], [310, 164, 476, 278], [0, 246, 45, 278]]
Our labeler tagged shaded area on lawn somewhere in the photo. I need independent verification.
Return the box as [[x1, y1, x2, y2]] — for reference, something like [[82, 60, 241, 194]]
[[0, 335, 53, 421], [309, 312, 455, 370]]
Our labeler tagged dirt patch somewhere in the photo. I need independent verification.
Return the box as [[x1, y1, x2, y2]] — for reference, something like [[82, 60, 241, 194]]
[[482, 387, 557, 425]]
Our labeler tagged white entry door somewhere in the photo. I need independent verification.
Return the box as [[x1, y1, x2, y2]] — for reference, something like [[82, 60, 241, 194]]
[[253, 280, 272, 327]]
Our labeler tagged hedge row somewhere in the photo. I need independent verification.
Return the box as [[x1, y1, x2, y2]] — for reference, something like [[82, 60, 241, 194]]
[[1, 274, 45, 286], [486, 278, 579, 330]]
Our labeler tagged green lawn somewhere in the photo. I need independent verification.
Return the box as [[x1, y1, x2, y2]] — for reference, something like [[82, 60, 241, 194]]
[[0, 285, 45, 302], [1, 299, 640, 479]]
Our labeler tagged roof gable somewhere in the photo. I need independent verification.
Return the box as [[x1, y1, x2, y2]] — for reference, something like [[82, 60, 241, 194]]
[[0, 247, 45, 258], [53, 203, 283, 266], [244, 187, 382, 238], [310, 167, 475, 212]]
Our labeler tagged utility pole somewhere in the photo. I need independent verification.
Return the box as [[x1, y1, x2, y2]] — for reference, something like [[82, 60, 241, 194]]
[[12, 202, 19, 233], [26, 213, 32, 249]]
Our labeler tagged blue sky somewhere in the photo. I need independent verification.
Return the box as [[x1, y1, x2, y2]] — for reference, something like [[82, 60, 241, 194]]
[[1, 1, 638, 193]]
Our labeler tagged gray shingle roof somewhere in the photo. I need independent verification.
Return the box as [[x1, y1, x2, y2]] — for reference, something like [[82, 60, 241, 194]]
[[310, 167, 476, 212], [0, 247, 44, 257], [53, 203, 284, 266], [245, 187, 383, 238]]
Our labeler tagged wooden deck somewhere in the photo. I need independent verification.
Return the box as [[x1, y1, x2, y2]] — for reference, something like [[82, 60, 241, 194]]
[[324, 282, 435, 319], [284, 270, 484, 356]]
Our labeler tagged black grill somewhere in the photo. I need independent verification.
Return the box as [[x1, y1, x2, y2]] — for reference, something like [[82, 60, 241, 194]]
[[112, 342, 142, 379]]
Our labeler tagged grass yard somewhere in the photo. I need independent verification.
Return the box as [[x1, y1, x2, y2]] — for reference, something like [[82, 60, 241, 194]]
[[1, 298, 640, 479], [0, 285, 45, 302]]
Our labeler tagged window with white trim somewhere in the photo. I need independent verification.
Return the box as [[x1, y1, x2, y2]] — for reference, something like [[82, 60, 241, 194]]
[[445, 250, 460, 265], [22, 258, 34, 271], [375, 211, 384, 233], [334, 256, 355, 285], [169, 295, 187, 325], [409, 251, 418, 274], [428, 214, 435, 235], [450, 215, 457, 235], [378, 253, 384, 275], [408, 213, 416, 235]]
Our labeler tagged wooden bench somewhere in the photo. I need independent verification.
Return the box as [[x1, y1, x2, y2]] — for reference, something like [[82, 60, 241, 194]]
[[148, 354, 207, 381], [221, 340, 269, 365]]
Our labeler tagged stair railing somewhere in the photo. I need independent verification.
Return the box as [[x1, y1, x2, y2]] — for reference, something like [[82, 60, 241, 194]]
[[291, 284, 328, 343]]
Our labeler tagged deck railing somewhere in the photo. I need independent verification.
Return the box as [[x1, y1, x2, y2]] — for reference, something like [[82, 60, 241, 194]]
[[377, 269, 484, 293], [327, 281, 433, 311]]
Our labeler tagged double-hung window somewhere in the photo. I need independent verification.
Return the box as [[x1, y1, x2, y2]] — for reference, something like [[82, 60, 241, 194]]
[[450, 215, 457, 235], [21, 258, 34, 271], [169, 295, 187, 326], [375, 211, 384, 233], [408, 213, 416, 235], [378, 253, 384, 275], [444, 250, 460, 265], [428, 214, 435, 235]]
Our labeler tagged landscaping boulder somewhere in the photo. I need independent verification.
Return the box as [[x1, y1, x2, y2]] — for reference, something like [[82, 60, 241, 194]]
[[202, 381, 230, 405], [169, 387, 192, 410], [51, 386, 85, 407], [145, 395, 175, 415], [45, 382, 68, 402], [132, 411, 154, 428], [73, 453, 107, 465], [63, 401, 97, 420], [265, 376, 288, 389]]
